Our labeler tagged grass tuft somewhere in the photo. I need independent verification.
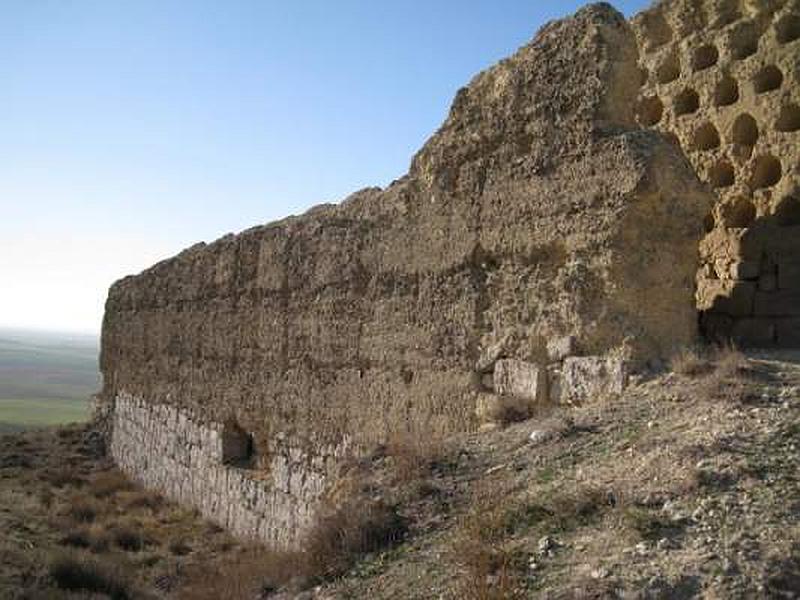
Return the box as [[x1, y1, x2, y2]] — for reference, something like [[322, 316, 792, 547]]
[[49, 551, 135, 599]]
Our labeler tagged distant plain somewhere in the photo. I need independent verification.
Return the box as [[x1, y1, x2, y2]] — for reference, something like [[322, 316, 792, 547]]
[[0, 328, 99, 432]]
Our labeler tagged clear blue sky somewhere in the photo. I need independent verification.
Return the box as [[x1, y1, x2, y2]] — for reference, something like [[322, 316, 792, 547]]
[[0, 1, 648, 334]]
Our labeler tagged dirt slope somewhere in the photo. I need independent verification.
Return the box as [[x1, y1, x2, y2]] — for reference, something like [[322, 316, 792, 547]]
[[1, 349, 798, 598]]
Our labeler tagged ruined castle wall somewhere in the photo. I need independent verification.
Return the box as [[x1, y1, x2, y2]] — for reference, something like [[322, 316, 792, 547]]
[[101, 4, 713, 547], [632, 0, 800, 346]]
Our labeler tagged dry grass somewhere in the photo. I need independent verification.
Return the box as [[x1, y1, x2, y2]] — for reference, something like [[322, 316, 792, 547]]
[[670, 347, 712, 376], [701, 343, 752, 403], [177, 547, 301, 600], [449, 483, 527, 600], [384, 428, 446, 483], [672, 343, 752, 403], [89, 470, 133, 498], [712, 342, 750, 380], [304, 497, 406, 581], [119, 489, 163, 511], [109, 521, 149, 552], [65, 494, 101, 524], [0, 424, 254, 597]]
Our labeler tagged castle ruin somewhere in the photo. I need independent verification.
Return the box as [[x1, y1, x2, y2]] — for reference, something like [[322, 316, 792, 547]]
[[98, 0, 799, 548]]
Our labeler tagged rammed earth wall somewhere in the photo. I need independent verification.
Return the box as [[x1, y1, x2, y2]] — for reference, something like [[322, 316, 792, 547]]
[[100, 3, 715, 547]]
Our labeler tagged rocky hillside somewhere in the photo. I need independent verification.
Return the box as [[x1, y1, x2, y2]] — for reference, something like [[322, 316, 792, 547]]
[[1, 348, 798, 598]]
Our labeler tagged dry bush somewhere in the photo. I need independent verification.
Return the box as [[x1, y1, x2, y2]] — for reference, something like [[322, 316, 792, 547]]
[[49, 551, 136, 599], [168, 539, 192, 556], [449, 483, 533, 600], [670, 347, 712, 377], [65, 495, 101, 524], [89, 470, 133, 499], [110, 522, 148, 552], [119, 489, 163, 511], [58, 525, 112, 554], [451, 479, 623, 598], [60, 528, 93, 549], [303, 498, 406, 581], [693, 343, 751, 403], [711, 343, 749, 380], [384, 428, 446, 483]]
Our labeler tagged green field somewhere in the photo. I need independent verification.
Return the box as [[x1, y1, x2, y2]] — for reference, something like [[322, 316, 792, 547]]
[[0, 328, 99, 433], [0, 398, 89, 430]]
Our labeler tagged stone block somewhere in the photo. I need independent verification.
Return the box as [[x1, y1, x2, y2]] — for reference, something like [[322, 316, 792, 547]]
[[561, 356, 628, 405], [759, 272, 778, 292], [731, 318, 776, 347], [778, 262, 800, 291], [696, 279, 755, 316], [547, 336, 576, 362], [699, 228, 761, 263], [754, 291, 800, 317], [776, 319, 800, 348], [493, 359, 548, 405], [729, 261, 760, 281], [764, 227, 800, 261]]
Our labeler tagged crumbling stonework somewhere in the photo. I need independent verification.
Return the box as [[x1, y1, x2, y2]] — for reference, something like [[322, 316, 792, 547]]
[[632, 0, 800, 346], [101, 3, 713, 546]]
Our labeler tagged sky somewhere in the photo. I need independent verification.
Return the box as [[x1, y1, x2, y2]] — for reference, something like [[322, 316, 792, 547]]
[[0, 0, 648, 335]]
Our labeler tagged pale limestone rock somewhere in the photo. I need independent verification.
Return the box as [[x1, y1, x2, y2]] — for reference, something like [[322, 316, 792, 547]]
[[475, 335, 509, 373], [547, 336, 576, 362], [493, 359, 548, 406], [561, 357, 629, 405]]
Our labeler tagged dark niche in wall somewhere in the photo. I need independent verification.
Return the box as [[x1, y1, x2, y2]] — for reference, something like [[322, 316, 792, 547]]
[[222, 420, 256, 469]]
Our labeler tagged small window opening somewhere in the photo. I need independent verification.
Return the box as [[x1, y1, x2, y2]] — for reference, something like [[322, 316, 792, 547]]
[[222, 421, 256, 468]]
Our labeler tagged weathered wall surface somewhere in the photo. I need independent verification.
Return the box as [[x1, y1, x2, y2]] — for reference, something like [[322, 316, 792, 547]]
[[111, 394, 346, 547], [101, 4, 712, 546], [632, 0, 800, 346]]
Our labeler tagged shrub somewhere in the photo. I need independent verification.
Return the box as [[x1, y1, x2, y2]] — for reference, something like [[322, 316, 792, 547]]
[[60, 528, 93, 549], [111, 523, 147, 552], [670, 347, 711, 377], [693, 343, 752, 403], [66, 495, 100, 524], [385, 429, 445, 483], [168, 539, 192, 556], [49, 552, 135, 599], [303, 499, 407, 580], [449, 485, 525, 600], [712, 343, 749, 380]]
